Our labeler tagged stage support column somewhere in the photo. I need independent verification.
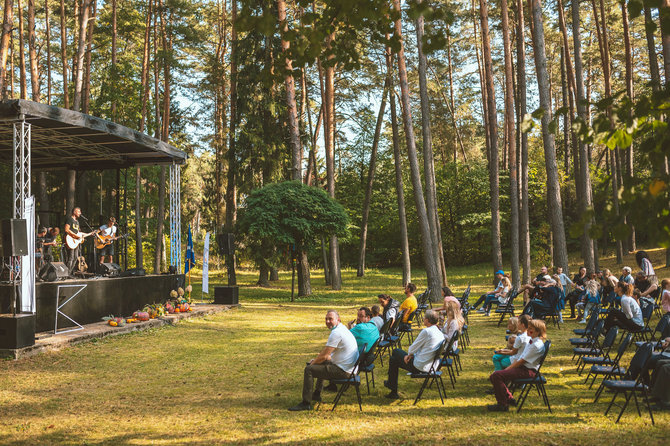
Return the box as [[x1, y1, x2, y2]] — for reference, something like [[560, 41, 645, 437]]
[[169, 163, 182, 271], [12, 119, 31, 303]]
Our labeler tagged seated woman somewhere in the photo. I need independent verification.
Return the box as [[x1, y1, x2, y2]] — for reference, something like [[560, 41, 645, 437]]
[[600, 269, 619, 306], [441, 301, 464, 351], [577, 274, 601, 323], [435, 286, 461, 313], [472, 270, 506, 310], [662, 279, 670, 315], [523, 278, 562, 319], [491, 315, 532, 372], [488, 319, 547, 411], [603, 282, 643, 334], [477, 274, 511, 316]]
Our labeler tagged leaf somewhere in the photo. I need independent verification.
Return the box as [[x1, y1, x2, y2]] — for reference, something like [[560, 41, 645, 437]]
[[520, 113, 535, 133], [531, 107, 545, 120]]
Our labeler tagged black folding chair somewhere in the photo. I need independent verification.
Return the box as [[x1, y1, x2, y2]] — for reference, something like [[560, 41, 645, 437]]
[[634, 314, 669, 349], [577, 326, 618, 375], [360, 337, 382, 395], [458, 283, 471, 309], [397, 310, 417, 349], [414, 290, 431, 323], [409, 339, 449, 405], [573, 307, 600, 336], [496, 289, 520, 327], [375, 318, 393, 367], [571, 319, 605, 362], [511, 340, 552, 413], [324, 344, 367, 412], [587, 333, 632, 392], [378, 310, 405, 365], [602, 343, 655, 425]]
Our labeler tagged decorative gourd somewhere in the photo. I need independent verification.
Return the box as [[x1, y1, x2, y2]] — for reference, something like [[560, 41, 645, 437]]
[[133, 311, 150, 321]]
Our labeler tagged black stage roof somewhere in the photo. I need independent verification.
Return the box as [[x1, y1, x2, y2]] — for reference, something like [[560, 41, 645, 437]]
[[0, 99, 187, 170]]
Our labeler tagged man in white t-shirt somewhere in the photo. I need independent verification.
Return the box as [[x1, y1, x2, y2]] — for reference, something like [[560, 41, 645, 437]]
[[289, 310, 359, 411], [96, 217, 118, 264], [488, 319, 547, 411]]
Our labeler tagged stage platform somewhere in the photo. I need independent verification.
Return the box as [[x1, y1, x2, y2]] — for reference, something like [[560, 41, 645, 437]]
[[0, 274, 185, 333]]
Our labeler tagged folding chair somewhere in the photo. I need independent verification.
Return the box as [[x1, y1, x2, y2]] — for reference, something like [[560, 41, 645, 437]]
[[409, 339, 449, 405], [634, 314, 670, 349], [571, 320, 605, 362], [577, 326, 618, 375], [397, 310, 417, 349], [496, 289, 520, 327], [602, 343, 655, 425], [445, 330, 462, 375], [414, 290, 431, 323], [439, 331, 460, 389], [378, 310, 405, 365], [324, 344, 368, 411], [375, 318, 393, 367], [573, 307, 600, 336], [458, 283, 471, 309], [360, 337, 382, 395], [511, 340, 552, 413], [461, 306, 470, 347], [592, 333, 633, 399]]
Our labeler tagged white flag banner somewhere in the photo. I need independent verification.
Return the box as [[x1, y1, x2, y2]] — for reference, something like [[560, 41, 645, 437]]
[[21, 196, 36, 313], [202, 232, 210, 294]]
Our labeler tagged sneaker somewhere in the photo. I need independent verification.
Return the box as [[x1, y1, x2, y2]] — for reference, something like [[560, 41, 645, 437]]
[[385, 391, 400, 400], [324, 382, 338, 392], [487, 404, 509, 412], [477, 308, 486, 313], [578, 319, 587, 324], [311, 393, 322, 403], [288, 402, 312, 411], [485, 311, 490, 317]]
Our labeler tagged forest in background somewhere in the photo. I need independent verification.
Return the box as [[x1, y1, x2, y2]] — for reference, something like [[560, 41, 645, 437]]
[[0, 0, 668, 297]]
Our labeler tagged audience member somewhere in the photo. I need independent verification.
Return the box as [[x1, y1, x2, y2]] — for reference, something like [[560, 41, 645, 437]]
[[437, 286, 461, 310], [441, 301, 464, 351], [472, 270, 506, 311], [577, 274, 600, 323], [491, 315, 532, 372], [619, 266, 634, 285], [603, 282, 643, 334], [384, 310, 444, 399], [289, 310, 359, 411], [555, 266, 573, 291], [519, 266, 556, 303], [347, 307, 380, 353], [661, 279, 670, 314], [399, 283, 418, 325], [566, 266, 588, 319], [636, 250, 657, 287], [370, 305, 384, 330], [378, 294, 400, 325], [487, 319, 547, 411], [600, 269, 619, 306]]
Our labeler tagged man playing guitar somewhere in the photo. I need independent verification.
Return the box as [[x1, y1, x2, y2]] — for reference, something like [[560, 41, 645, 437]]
[[64, 207, 96, 275], [97, 216, 118, 264]]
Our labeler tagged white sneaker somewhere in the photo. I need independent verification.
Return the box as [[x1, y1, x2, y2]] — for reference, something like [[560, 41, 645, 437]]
[[578, 319, 587, 324], [477, 308, 486, 313]]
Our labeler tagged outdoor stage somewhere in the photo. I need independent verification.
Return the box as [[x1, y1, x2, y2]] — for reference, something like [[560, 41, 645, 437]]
[[0, 274, 185, 333]]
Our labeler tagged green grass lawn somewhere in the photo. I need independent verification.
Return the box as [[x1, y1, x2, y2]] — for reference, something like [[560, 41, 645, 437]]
[[0, 250, 669, 444]]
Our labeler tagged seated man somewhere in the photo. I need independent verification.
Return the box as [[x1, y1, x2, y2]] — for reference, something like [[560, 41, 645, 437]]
[[347, 307, 380, 353], [370, 305, 384, 331], [383, 309, 444, 399], [566, 266, 587, 318], [488, 319, 547, 411], [289, 310, 359, 411], [399, 283, 418, 327], [619, 266, 634, 285], [519, 266, 553, 303], [471, 270, 506, 311]]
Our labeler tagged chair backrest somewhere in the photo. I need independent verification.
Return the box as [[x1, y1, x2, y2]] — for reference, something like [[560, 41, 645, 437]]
[[501, 288, 519, 308], [389, 310, 406, 335], [429, 339, 448, 372], [641, 301, 654, 321], [589, 319, 605, 340], [417, 290, 430, 307], [625, 342, 653, 381], [361, 337, 381, 367], [443, 330, 459, 354], [461, 284, 471, 302], [601, 326, 619, 350], [585, 310, 600, 333], [406, 310, 417, 324], [613, 333, 633, 363], [379, 318, 393, 339], [534, 340, 552, 374], [652, 314, 670, 341]]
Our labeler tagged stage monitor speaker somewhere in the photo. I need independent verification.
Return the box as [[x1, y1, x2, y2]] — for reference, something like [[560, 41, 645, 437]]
[[0, 219, 28, 257], [120, 268, 146, 277], [214, 286, 239, 305], [39, 262, 69, 282], [0, 314, 35, 349], [216, 233, 235, 256], [97, 262, 122, 277]]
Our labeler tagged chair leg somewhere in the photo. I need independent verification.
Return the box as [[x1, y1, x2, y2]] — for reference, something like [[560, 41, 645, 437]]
[[615, 391, 633, 423], [371, 369, 375, 389], [331, 383, 348, 411], [414, 377, 430, 405], [540, 383, 552, 412], [436, 376, 445, 405], [632, 391, 642, 417], [605, 391, 619, 416], [365, 372, 370, 395], [355, 384, 362, 411], [516, 384, 530, 413], [643, 390, 656, 425]]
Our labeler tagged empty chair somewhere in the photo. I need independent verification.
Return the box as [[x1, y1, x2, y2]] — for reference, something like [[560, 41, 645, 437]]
[[591, 333, 633, 398], [577, 326, 619, 375]]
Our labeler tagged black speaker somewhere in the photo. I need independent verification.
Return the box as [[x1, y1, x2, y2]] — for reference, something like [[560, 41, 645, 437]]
[[39, 262, 69, 282], [0, 219, 28, 257], [0, 314, 35, 349], [120, 268, 146, 277], [216, 233, 235, 256], [214, 286, 239, 305], [97, 262, 122, 277]]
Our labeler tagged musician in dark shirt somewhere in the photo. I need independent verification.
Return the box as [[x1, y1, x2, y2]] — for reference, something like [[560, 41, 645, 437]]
[[64, 207, 83, 274], [566, 266, 587, 318]]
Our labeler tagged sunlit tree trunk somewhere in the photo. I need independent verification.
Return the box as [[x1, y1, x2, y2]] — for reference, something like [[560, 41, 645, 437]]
[[17, 0, 27, 99], [517, 0, 530, 284], [226, 0, 238, 287], [393, 0, 440, 301], [59, 0, 68, 107], [27, 0, 39, 101], [621, 0, 635, 252], [72, 0, 90, 111], [111, 0, 117, 119], [0, 0, 13, 98], [45, 0, 51, 103]]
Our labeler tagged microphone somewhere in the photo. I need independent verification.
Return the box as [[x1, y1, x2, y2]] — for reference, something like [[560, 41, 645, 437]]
[[80, 214, 88, 220]]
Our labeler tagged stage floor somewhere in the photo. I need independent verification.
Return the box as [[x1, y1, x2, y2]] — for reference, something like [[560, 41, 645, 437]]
[[0, 274, 185, 333]]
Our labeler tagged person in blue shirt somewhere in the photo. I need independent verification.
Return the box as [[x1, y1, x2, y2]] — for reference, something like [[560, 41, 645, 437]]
[[619, 266, 634, 285], [347, 307, 380, 353]]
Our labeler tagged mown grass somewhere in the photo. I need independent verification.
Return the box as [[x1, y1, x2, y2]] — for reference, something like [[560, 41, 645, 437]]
[[0, 249, 668, 444]]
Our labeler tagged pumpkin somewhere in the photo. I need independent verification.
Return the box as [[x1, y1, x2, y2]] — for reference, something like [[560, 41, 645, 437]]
[[133, 311, 150, 321], [108, 320, 118, 327]]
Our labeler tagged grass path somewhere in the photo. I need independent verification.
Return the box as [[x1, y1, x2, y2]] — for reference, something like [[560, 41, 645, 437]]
[[0, 252, 669, 444]]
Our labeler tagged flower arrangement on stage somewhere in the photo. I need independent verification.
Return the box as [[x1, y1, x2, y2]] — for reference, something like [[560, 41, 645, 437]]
[[101, 287, 193, 328]]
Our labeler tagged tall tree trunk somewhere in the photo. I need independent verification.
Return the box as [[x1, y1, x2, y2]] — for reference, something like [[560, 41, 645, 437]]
[[225, 0, 238, 287], [357, 77, 388, 277], [516, 0, 530, 284], [473, 0, 490, 165], [59, 0, 68, 107], [111, 0, 117, 119], [386, 45, 411, 286], [17, 0, 27, 99], [416, 1, 447, 286], [323, 34, 342, 290], [81, 0, 94, 114], [446, 32, 467, 163], [662, 0, 670, 84], [479, 0, 503, 274], [530, 0, 568, 271], [278, 0, 301, 182], [0, 0, 13, 98], [72, 0, 90, 111], [644, 6, 661, 91], [66, 170, 76, 216], [501, 0, 519, 288], [38, 172, 49, 226], [27, 0, 38, 101], [139, 0, 151, 131], [45, 0, 51, 103], [621, 0, 635, 252], [393, 0, 440, 301]]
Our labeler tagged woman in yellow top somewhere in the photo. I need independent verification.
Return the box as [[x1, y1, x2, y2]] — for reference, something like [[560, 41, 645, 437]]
[[399, 283, 418, 323]]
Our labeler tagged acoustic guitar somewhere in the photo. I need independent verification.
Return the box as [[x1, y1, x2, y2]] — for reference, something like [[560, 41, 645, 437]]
[[94, 233, 127, 250], [65, 230, 99, 250]]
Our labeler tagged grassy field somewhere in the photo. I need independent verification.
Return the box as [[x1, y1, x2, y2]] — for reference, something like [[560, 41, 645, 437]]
[[0, 249, 669, 444]]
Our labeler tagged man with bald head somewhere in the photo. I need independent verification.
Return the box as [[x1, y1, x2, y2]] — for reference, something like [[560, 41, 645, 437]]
[[289, 310, 360, 411]]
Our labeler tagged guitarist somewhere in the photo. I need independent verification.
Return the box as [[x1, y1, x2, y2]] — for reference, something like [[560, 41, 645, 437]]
[[64, 207, 83, 275], [97, 216, 118, 264]]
